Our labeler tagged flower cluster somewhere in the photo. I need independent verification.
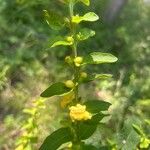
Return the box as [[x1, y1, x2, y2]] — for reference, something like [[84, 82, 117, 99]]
[[69, 104, 92, 121]]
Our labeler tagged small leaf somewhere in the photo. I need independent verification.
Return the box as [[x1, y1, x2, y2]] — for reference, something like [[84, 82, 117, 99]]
[[83, 52, 118, 65], [43, 10, 65, 30], [83, 12, 99, 22], [84, 100, 111, 113], [72, 12, 99, 24], [39, 128, 72, 150], [51, 40, 72, 48], [77, 28, 95, 41], [40, 82, 71, 98]]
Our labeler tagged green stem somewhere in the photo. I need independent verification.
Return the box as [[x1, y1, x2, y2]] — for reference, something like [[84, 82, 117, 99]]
[[69, 0, 81, 147], [69, 0, 79, 103]]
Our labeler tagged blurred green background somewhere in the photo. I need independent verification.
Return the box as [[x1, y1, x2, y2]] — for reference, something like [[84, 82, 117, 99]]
[[0, 0, 150, 149]]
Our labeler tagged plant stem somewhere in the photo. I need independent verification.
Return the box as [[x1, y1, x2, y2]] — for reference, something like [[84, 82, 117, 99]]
[[69, 1, 81, 148], [69, 0, 79, 103]]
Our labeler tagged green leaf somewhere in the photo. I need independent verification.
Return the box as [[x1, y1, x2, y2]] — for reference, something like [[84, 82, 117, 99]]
[[77, 113, 106, 140], [43, 10, 65, 30], [84, 100, 111, 113], [39, 128, 72, 150], [77, 28, 95, 41], [83, 12, 99, 22], [83, 52, 118, 65], [80, 74, 112, 83], [40, 82, 71, 98], [72, 12, 99, 24], [51, 40, 72, 48]]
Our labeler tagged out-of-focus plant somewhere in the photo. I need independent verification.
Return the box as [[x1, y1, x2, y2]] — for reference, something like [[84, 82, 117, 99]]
[[133, 123, 150, 149], [0, 65, 9, 90], [39, 0, 117, 149], [15, 98, 46, 150]]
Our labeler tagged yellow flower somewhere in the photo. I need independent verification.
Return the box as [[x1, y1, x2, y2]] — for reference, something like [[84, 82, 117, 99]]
[[69, 104, 92, 121], [60, 92, 75, 108]]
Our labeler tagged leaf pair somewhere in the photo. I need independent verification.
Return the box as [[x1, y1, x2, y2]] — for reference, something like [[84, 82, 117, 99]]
[[51, 28, 95, 48], [40, 74, 114, 98], [40, 52, 117, 98]]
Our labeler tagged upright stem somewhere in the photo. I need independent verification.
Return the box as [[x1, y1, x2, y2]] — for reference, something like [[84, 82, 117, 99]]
[[69, 1, 81, 148], [69, 0, 79, 103]]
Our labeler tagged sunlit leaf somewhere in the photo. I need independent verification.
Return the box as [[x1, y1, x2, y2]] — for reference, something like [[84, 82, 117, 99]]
[[83, 52, 118, 65], [72, 12, 99, 24], [83, 12, 99, 22]]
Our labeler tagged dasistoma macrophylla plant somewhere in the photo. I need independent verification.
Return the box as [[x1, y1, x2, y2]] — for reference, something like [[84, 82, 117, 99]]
[[39, 0, 118, 149]]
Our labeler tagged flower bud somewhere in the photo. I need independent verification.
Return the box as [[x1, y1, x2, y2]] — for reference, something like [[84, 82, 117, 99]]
[[66, 36, 74, 43], [74, 57, 83, 67], [80, 72, 87, 78], [65, 80, 75, 88]]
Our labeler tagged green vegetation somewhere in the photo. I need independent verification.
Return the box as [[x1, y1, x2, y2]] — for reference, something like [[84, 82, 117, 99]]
[[0, 0, 149, 150]]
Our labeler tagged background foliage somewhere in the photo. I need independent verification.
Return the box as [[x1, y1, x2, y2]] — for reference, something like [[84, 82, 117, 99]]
[[0, 0, 149, 149]]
